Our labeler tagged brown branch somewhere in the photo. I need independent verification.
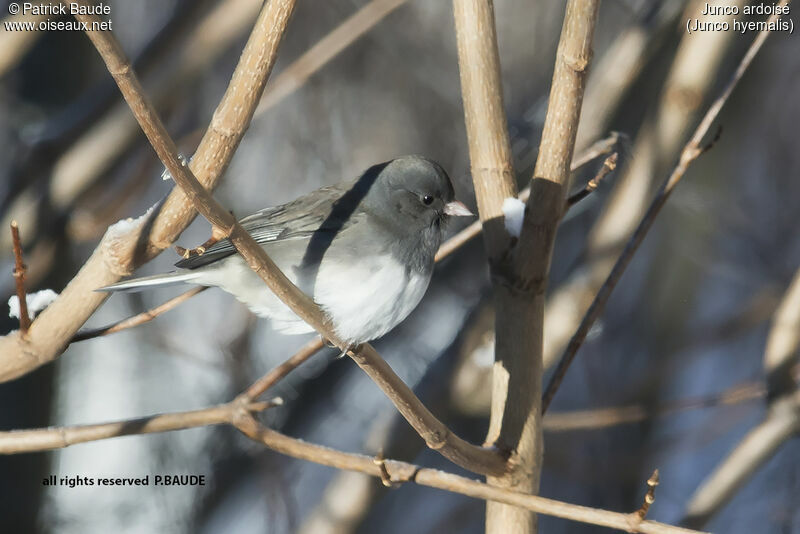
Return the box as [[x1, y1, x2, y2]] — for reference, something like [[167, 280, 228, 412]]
[[255, 0, 408, 114], [234, 413, 707, 534], [71, 287, 207, 342], [0, 398, 281, 455], [70, 1, 504, 478], [239, 336, 326, 401], [10, 220, 30, 335], [0, 0, 295, 382], [541, 4, 787, 414], [636, 470, 660, 520], [483, 1, 599, 531], [435, 133, 619, 263], [543, 380, 767, 432], [566, 153, 617, 208]]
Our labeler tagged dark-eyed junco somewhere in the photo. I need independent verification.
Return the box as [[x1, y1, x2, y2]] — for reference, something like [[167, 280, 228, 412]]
[[99, 155, 472, 344]]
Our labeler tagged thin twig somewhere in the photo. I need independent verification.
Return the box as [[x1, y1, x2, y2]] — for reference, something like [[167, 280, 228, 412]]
[[10, 221, 31, 334], [238, 336, 326, 401], [541, 5, 788, 414], [636, 470, 659, 520], [233, 414, 707, 534], [566, 153, 617, 208], [71, 287, 207, 342]]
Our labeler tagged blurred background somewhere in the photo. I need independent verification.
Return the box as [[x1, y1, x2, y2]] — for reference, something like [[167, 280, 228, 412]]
[[1, 0, 798, 532]]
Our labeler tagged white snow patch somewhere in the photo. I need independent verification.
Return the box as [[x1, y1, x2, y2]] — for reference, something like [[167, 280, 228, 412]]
[[502, 197, 526, 238], [105, 204, 157, 240], [8, 289, 59, 320]]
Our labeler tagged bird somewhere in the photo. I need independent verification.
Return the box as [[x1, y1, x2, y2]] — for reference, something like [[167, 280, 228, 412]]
[[98, 155, 473, 345]]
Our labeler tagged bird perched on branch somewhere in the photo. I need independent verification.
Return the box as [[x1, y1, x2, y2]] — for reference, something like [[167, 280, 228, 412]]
[[99, 155, 472, 344]]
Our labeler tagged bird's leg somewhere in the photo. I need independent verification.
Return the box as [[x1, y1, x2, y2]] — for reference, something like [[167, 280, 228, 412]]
[[335, 342, 360, 360], [174, 214, 234, 259]]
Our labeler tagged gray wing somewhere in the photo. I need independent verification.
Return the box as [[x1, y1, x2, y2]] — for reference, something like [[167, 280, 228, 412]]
[[175, 179, 360, 270]]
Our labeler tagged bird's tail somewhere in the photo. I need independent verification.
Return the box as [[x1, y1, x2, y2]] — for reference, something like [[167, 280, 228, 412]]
[[96, 271, 202, 293]]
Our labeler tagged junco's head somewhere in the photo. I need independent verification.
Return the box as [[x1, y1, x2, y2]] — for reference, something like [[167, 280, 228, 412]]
[[361, 155, 472, 231]]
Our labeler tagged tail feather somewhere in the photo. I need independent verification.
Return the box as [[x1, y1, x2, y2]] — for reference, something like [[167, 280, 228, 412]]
[[96, 271, 202, 293]]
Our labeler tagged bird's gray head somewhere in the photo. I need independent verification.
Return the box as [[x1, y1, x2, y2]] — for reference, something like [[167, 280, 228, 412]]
[[363, 155, 472, 231]]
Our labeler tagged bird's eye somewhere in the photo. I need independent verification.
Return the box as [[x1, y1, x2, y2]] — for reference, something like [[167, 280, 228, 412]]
[[422, 195, 434, 205]]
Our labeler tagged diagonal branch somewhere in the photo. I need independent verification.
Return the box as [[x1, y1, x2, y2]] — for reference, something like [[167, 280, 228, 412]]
[[541, 2, 790, 414], [0, 0, 296, 382]]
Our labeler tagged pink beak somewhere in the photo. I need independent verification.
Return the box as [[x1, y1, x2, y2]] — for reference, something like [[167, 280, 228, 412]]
[[443, 200, 473, 217]]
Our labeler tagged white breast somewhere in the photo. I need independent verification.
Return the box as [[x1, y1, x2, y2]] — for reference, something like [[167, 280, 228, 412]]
[[194, 253, 431, 344], [314, 255, 431, 344]]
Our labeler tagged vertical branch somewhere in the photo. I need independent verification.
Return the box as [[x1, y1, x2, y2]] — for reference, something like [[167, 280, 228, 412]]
[[10, 221, 31, 335], [487, 2, 599, 533], [452, 0, 517, 261]]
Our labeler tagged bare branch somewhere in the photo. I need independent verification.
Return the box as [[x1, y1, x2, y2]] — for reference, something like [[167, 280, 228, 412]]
[[234, 414, 707, 534], [684, 265, 800, 527], [239, 336, 326, 401], [541, 4, 788, 413], [0, 0, 295, 382], [9, 221, 30, 335], [479, 1, 599, 531], [435, 133, 619, 263], [544, 380, 767, 432], [565, 153, 617, 208], [256, 0, 408, 114], [0, 398, 281, 454], [636, 470, 660, 520], [71, 287, 207, 342]]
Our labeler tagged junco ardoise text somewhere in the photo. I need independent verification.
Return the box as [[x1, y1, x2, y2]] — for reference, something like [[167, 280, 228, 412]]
[[99, 156, 472, 344]]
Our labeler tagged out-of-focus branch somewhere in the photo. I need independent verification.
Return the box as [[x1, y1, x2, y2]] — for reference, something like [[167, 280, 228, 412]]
[[9, 221, 30, 335], [543, 0, 747, 369], [71, 287, 207, 342], [543, 380, 767, 432], [69, 1, 504, 477], [256, 0, 408, 114], [239, 336, 326, 401], [684, 266, 800, 528], [541, 3, 787, 413], [0, 398, 281, 454], [0, 0, 294, 382], [0, 12, 45, 77], [234, 413, 707, 534]]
